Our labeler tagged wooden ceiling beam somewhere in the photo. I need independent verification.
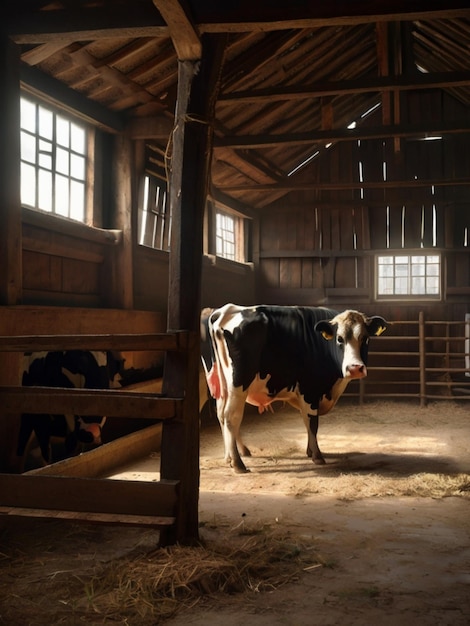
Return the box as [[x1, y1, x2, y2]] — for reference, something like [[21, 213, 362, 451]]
[[218, 71, 470, 103], [218, 178, 470, 193], [152, 0, 201, 60], [7, 2, 469, 44], [196, 1, 470, 32], [215, 121, 470, 149], [6, 6, 168, 44]]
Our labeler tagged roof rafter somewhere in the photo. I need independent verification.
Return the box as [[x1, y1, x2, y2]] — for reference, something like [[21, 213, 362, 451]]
[[219, 71, 470, 103], [152, 0, 201, 60]]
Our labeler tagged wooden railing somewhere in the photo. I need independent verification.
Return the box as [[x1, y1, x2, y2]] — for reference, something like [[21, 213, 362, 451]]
[[0, 323, 200, 545], [346, 313, 470, 406]]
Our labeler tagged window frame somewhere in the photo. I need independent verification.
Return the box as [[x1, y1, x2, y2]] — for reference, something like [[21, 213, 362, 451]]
[[214, 208, 249, 264], [375, 251, 442, 301], [137, 174, 170, 251], [20, 93, 94, 224]]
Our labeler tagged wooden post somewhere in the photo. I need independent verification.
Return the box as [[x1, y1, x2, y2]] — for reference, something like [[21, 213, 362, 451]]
[[108, 134, 134, 309], [0, 35, 22, 305], [419, 311, 426, 407], [0, 36, 23, 471], [159, 35, 226, 546]]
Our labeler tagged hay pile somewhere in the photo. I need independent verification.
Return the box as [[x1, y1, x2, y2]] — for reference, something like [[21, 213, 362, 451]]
[[0, 520, 323, 625], [289, 472, 470, 500], [74, 525, 322, 621]]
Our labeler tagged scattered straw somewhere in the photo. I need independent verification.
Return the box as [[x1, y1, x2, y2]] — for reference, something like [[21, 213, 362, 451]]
[[0, 522, 323, 625]]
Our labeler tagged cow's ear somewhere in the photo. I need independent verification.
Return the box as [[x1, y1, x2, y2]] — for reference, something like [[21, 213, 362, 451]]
[[315, 320, 335, 340], [367, 316, 388, 336]]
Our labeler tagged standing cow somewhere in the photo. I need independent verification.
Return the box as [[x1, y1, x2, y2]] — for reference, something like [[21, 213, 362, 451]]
[[17, 350, 122, 467], [201, 304, 388, 473]]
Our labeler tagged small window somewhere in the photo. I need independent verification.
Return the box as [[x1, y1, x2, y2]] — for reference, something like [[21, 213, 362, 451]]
[[215, 210, 247, 262], [138, 175, 170, 250], [377, 254, 440, 298], [216, 212, 236, 260], [20, 97, 88, 222]]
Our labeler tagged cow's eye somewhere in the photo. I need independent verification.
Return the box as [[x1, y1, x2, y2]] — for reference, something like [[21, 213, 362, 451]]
[[337, 335, 344, 345]]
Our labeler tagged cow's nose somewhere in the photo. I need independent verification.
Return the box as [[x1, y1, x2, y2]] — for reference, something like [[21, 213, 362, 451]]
[[347, 364, 367, 378]]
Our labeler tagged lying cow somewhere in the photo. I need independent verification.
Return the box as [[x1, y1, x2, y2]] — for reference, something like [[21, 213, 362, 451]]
[[17, 350, 122, 467], [201, 304, 388, 473]]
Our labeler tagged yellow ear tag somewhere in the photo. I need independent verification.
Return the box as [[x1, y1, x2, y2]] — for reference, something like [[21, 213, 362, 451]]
[[321, 330, 334, 341], [375, 325, 386, 336]]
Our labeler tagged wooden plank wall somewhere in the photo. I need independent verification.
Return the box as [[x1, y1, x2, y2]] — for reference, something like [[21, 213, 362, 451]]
[[258, 91, 470, 317]]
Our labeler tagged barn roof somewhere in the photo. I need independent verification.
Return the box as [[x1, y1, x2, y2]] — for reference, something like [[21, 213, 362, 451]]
[[5, 1, 470, 214]]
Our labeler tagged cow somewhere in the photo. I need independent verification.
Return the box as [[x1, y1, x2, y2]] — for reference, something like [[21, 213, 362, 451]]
[[17, 350, 123, 468], [200, 304, 388, 473]]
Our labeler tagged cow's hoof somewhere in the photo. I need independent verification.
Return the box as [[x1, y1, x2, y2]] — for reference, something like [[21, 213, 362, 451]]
[[232, 464, 250, 474], [240, 445, 251, 457], [313, 457, 326, 465]]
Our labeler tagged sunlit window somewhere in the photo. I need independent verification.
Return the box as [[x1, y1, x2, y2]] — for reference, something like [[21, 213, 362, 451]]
[[216, 212, 236, 260], [20, 97, 87, 221], [377, 254, 440, 298], [138, 175, 170, 250]]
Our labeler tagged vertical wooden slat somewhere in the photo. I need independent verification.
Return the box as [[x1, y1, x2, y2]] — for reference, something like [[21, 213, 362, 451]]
[[419, 311, 426, 407]]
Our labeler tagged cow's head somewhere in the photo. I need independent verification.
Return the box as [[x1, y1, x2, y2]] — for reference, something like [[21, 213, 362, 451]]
[[315, 310, 388, 379]]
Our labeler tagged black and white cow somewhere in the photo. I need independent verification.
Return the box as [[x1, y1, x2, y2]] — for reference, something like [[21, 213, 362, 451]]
[[17, 350, 122, 466], [200, 303, 388, 473]]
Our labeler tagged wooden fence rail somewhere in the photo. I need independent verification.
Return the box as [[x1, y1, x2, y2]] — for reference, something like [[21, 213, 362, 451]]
[[349, 313, 470, 406]]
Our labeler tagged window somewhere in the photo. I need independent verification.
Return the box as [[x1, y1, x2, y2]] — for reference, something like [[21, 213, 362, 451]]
[[138, 175, 170, 250], [216, 211, 236, 260], [215, 210, 249, 262], [20, 97, 88, 222], [377, 254, 440, 298]]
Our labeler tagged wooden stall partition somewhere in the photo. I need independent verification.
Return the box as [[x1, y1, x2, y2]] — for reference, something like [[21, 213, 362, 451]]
[[0, 305, 202, 544]]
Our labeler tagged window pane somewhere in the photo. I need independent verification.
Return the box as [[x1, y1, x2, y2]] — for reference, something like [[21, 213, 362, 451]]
[[38, 107, 53, 140], [71, 154, 85, 180], [70, 180, 85, 221], [38, 169, 52, 211], [21, 99, 36, 133], [411, 277, 425, 293], [56, 117, 70, 147], [411, 263, 425, 276], [21, 162, 36, 206], [71, 123, 85, 153], [56, 147, 69, 175], [21, 132, 36, 164], [55, 174, 69, 216]]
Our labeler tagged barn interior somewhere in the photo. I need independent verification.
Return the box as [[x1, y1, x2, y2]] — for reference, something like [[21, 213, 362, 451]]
[[0, 2, 470, 623]]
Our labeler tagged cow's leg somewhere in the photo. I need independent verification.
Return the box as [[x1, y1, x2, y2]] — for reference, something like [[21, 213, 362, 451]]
[[216, 391, 249, 473], [300, 404, 325, 465], [237, 434, 251, 457]]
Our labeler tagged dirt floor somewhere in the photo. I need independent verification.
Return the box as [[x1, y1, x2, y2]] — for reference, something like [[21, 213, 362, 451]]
[[1, 400, 470, 625]]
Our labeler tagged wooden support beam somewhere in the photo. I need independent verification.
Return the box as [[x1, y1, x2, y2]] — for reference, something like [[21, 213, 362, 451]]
[[218, 70, 470, 103], [153, 0, 201, 60], [219, 178, 470, 193], [160, 34, 226, 546], [0, 36, 22, 306], [214, 121, 470, 149]]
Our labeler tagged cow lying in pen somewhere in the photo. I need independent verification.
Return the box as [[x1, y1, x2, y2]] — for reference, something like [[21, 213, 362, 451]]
[[17, 350, 122, 467], [200, 303, 388, 473]]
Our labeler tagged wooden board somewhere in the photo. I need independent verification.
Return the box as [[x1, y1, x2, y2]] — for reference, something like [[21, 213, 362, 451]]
[[0, 473, 178, 517]]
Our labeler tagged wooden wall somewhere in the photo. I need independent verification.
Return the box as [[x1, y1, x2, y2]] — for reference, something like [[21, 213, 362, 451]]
[[257, 91, 470, 321]]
